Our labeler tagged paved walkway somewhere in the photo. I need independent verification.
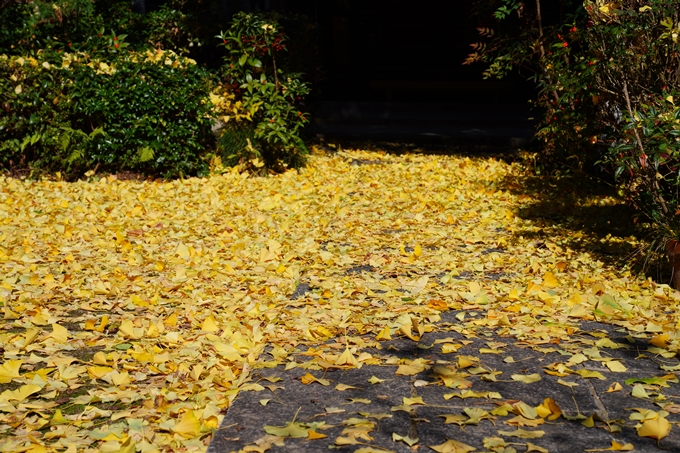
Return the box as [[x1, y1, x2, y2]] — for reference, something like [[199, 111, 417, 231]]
[[209, 313, 680, 453]]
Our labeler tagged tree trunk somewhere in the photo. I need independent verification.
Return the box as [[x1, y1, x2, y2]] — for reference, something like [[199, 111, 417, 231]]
[[665, 239, 680, 289]]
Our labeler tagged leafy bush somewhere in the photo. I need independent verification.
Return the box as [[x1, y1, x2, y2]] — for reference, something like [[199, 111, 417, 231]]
[[0, 2, 316, 178], [216, 12, 310, 173], [468, 0, 680, 241], [1, 50, 217, 178]]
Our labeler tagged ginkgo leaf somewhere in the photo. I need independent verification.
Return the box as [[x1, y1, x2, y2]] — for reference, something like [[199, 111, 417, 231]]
[[631, 384, 650, 399], [335, 348, 358, 366], [429, 439, 476, 453], [557, 379, 579, 388], [176, 243, 191, 259], [511, 373, 541, 383], [440, 414, 467, 425], [543, 272, 558, 288], [335, 383, 360, 391], [0, 384, 41, 402], [637, 417, 671, 440], [585, 441, 635, 451], [300, 373, 331, 386], [468, 281, 481, 296], [506, 415, 544, 427], [117, 438, 136, 453], [512, 402, 537, 419], [50, 323, 69, 344], [368, 376, 385, 384], [457, 356, 478, 369], [172, 410, 201, 438], [307, 430, 327, 440], [497, 429, 545, 439], [50, 409, 68, 426], [396, 360, 427, 376], [22, 328, 40, 349], [607, 382, 623, 392], [575, 369, 606, 380], [118, 320, 143, 340], [376, 326, 392, 340], [334, 436, 362, 445], [536, 397, 562, 420], [526, 442, 549, 453], [604, 360, 627, 372], [393, 433, 419, 446], [264, 421, 308, 438], [0, 360, 22, 384], [403, 396, 425, 406], [201, 316, 219, 332]]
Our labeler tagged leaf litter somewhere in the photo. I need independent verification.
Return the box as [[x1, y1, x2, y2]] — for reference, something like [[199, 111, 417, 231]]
[[0, 149, 679, 452]]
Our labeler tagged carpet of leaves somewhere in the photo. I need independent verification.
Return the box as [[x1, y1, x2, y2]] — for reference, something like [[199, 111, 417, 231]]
[[0, 149, 678, 452]]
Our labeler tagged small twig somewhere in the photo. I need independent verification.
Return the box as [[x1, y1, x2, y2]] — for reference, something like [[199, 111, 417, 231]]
[[535, 0, 560, 103], [622, 80, 645, 156], [622, 80, 669, 215]]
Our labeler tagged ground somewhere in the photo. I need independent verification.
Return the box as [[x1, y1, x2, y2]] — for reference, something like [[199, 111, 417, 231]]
[[0, 148, 678, 453]]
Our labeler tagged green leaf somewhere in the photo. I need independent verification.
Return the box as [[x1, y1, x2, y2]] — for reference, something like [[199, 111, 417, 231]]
[[138, 147, 155, 162]]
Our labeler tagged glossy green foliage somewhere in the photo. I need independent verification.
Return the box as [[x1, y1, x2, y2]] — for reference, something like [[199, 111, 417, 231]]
[[217, 12, 310, 173], [0, 52, 215, 178]]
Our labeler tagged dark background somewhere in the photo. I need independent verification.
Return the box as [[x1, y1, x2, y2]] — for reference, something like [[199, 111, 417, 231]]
[[207, 0, 537, 105]]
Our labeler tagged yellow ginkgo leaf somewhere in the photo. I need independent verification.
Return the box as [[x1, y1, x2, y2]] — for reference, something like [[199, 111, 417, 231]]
[[172, 410, 201, 438], [429, 439, 476, 453], [176, 243, 191, 259], [0, 360, 22, 384], [637, 416, 671, 440], [307, 430, 327, 440], [542, 272, 558, 288], [335, 383, 359, 391], [1, 384, 41, 402], [335, 348, 358, 366], [264, 421, 308, 438], [607, 382, 622, 392], [393, 432, 419, 446], [22, 328, 40, 350], [511, 373, 542, 384], [118, 320, 143, 339], [201, 315, 219, 332], [96, 315, 109, 332], [468, 281, 481, 296], [497, 428, 545, 439], [87, 366, 115, 379], [584, 440, 635, 451], [375, 325, 392, 340], [50, 323, 69, 344], [403, 396, 425, 406], [116, 437, 136, 453], [50, 409, 68, 426]]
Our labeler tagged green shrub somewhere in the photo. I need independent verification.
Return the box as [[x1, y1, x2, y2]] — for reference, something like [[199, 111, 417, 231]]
[[216, 12, 310, 173], [0, 50, 217, 178], [468, 0, 680, 241]]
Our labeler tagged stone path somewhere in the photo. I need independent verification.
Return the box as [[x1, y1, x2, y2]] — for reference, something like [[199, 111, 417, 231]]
[[209, 312, 680, 453]]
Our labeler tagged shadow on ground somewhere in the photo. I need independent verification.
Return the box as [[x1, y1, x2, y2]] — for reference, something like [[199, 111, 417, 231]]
[[209, 316, 680, 453], [497, 169, 671, 283]]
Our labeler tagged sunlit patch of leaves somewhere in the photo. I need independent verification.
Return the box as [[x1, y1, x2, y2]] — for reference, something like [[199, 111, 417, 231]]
[[0, 149, 678, 451]]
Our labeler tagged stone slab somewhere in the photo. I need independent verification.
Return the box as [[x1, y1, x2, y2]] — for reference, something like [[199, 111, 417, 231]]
[[209, 321, 680, 453]]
